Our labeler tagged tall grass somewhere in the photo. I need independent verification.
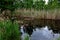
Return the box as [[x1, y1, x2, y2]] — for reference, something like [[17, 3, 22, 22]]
[[0, 20, 21, 40]]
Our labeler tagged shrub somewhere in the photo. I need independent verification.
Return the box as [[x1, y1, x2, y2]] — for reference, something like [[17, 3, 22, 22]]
[[0, 20, 21, 40]]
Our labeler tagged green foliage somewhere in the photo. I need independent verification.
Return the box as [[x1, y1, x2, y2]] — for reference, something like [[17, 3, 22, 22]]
[[0, 0, 60, 11], [23, 0, 33, 9], [57, 0, 60, 8], [48, 0, 58, 9], [0, 20, 21, 40], [0, 0, 23, 13], [34, 0, 45, 10], [0, 0, 15, 11]]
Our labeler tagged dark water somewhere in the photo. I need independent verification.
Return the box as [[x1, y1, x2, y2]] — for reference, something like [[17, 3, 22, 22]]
[[21, 19, 60, 40]]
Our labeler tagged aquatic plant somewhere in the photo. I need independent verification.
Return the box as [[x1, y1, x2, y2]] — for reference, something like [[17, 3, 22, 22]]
[[21, 33, 30, 40], [57, 37, 60, 40], [24, 35, 30, 40]]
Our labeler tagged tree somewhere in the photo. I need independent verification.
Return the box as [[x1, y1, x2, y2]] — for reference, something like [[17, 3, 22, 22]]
[[0, 0, 15, 12], [48, 0, 58, 9], [0, 0, 20, 22], [23, 0, 33, 10], [57, 0, 60, 8], [34, 0, 45, 10]]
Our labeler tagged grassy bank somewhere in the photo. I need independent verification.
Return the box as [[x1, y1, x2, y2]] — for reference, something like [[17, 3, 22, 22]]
[[0, 20, 21, 40]]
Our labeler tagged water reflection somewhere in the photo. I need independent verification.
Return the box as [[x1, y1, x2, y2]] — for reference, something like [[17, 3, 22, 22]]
[[21, 25, 60, 40], [31, 26, 60, 40]]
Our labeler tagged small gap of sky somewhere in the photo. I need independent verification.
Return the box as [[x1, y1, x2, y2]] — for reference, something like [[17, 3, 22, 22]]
[[33, 0, 49, 5], [21, 0, 49, 5], [44, 0, 49, 4]]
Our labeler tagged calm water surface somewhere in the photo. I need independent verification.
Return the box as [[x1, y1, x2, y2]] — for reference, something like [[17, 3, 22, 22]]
[[31, 26, 60, 40], [21, 26, 60, 40]]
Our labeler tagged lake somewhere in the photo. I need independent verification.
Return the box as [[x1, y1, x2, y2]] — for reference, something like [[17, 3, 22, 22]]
[[21, 19, 60, 40]]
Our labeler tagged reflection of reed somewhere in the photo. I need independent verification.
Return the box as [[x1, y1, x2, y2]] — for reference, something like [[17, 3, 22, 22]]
[[24, 19, 60, 33]]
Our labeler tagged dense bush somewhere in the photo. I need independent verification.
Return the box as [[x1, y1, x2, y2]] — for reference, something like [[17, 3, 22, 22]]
[[0, 20, 21, 40]]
